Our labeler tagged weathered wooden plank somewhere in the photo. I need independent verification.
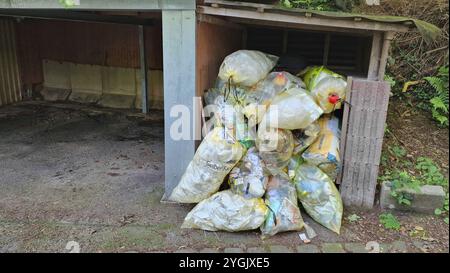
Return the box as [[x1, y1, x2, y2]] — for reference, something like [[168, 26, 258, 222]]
[[198, 6, 408, 33], [340, 79, 390, 208], [367, 32, 382, 80], [377, 31, 394, 80], [336, 77, 353, 184]]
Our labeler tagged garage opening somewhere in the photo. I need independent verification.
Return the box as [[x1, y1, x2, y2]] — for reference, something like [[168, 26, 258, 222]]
[[0, 11, 166, 223], [1, 11, 163, 111]]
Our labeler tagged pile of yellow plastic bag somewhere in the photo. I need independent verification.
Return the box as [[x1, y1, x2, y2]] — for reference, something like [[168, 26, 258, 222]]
[[173, 49, 346, 235]]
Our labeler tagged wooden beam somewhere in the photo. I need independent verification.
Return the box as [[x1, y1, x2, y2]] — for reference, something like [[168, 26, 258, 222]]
[[336, 77, 353, 185], [197, 13, 243, 30], [377, 31, 394, 80], [199, 5, 409, 33], [367, 31, 382, 80]]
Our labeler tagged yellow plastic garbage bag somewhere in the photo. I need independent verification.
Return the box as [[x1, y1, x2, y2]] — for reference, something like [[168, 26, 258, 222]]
[[181, 190, 268, 232], [260, 88, 323, 130], [229, 147, 269, 199], [302, 114, 341, 181], [260, 175, 304, 236], [243, 72, 306, 124], [256, 127, 294, 173], [299, 66, 347, 113], [292, 163, 343, 234], [218, 50, 279, 87], [292, 121, 320, 155], [168, 127, 244, 203]]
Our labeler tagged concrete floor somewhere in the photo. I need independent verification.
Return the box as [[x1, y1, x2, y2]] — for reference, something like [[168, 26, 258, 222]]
[[0, 101, 443, 253]]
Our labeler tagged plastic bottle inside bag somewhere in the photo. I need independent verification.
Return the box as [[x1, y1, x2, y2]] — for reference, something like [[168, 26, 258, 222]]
[[168, 127, 244, 203], [181, 190, 268, 232], [299, 66, 347, 113], [302, 114, 341, 181], [243, 72, 306, 124], [292, 121, 321, 155], [229, 147, 269, 199], [256, 127, 294, 174], [260, 175, 304, 236], [260, 87, 323, 130], [293, 163, 343, 234]]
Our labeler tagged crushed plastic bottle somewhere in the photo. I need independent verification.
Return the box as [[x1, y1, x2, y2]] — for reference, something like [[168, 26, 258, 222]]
[[261, 174, 304, 236]]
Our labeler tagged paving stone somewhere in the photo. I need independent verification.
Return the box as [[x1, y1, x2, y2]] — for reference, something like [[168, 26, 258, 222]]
[[296, 244, 320, 253], [247, 247, 266, 253], [174, 248, 197, 253], [200, 248, 221, 253], [379, 243, 391, 253], [380, 182, 445, 214], [344, 243, 368, 253], [224, 248, 244, 253], [269, 245, 293, 253], [390, 241, 407, 253], [321, 243, 346, 253]]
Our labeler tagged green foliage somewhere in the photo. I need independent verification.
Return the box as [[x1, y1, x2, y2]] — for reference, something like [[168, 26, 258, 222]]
[[435, 193, 449, 224], [385, 74, 397, 88], [279, 0, 358, 11], [379, 213, 401, 230], [424, 66, 449, 126], [347, 214, 361, 223], [58, 0, 76, 7], [380, 170, 421, 206], [415, 157, 448, 188], [389, 145, 407, 158]]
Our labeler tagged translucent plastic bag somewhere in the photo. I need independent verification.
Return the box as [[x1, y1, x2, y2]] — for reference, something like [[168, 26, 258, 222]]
[[311, 77, 347, 113], [243, 72, 306, 124], [168, 127, 244, 203], [218, 50, 279, 87], [292, 121, 320, 155], [181, 190, 267, 232], [260, 88, 323, 130], [256, 127, 294, 173], [261, 175, 304, 236], [299, 66, 347, 113], [292, 163, 343, 234], [229, 147, 269, 199], [302, 115, 341, 181]]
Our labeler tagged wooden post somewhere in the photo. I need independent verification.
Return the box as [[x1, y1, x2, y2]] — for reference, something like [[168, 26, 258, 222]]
[[161, 10, 197, 199], [367, 31, 382, 80], [138, 25, 149, 114], [377, 31, 394, 80]]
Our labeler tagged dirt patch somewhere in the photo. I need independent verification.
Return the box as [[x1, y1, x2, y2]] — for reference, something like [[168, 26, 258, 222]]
[[382, 97, 449, 176]]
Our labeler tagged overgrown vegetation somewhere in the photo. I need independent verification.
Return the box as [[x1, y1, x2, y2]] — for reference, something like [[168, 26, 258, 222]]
[[355, 0, 449, 127], [379, 143, 449, 223], [279, 0, 358, 11], [424, 66, 449, 126]]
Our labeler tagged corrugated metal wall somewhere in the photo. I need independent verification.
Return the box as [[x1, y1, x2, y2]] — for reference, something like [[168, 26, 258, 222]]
[[0, 18, 21, 106], [15, 18, 163, 86]]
